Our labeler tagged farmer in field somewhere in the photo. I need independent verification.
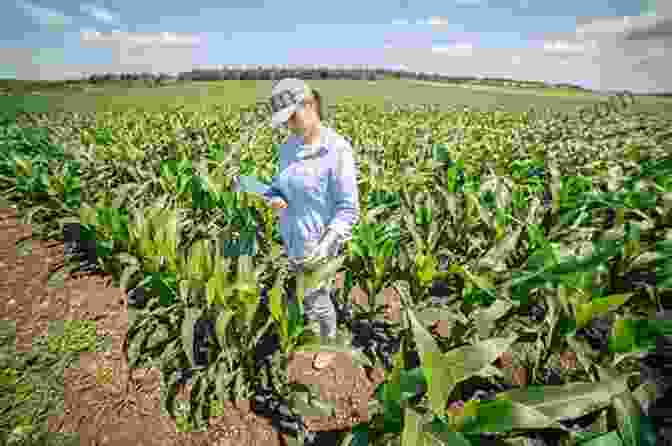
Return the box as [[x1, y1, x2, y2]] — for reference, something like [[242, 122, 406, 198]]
[[264, 78, 359, 369]]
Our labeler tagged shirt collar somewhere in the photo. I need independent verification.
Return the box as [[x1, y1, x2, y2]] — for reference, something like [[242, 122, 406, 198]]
[[296, 125, 331, 159]]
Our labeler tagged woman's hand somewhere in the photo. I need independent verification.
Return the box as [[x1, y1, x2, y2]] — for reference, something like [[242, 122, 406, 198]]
[[302, 229, 342, 270], [269, 197, 288, 210]]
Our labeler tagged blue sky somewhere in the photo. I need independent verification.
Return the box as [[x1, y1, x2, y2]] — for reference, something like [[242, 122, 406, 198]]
[[1, 0, 670, 92]]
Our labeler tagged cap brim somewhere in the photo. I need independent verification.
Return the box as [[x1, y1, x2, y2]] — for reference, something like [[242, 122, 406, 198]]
[[271, 106, 296, 129]]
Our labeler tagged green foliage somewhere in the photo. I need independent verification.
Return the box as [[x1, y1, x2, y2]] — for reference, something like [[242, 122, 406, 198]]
[[46, 320, 99, 354], [1, 91, 670, 445]]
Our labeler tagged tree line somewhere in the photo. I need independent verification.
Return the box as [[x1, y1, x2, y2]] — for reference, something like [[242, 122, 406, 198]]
[[84, 66, 582, 89]]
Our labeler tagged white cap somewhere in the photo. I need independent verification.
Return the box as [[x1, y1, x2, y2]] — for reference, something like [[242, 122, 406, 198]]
[[269, 78, 313, 128]]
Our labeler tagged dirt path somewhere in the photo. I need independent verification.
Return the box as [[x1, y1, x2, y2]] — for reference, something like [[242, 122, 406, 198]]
[[0, 206, 393, 446]]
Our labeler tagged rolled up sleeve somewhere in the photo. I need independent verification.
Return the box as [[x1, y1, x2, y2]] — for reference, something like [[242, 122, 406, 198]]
[[328, 142, 359, 240], [262, 178, 284, 202]]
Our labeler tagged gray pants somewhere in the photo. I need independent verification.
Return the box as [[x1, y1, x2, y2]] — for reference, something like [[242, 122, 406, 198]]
[[288, 278, 338, 341], [286, 240, 341, 342]]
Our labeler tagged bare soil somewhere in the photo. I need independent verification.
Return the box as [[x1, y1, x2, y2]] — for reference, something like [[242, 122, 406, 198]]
[[0, 207, 400, 446]]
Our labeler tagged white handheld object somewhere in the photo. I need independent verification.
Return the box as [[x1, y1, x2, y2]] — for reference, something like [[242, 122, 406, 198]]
[[234, 175, 271, 197]]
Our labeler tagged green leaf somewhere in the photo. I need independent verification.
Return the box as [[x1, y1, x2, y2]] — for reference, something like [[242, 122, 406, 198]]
[[287, 300, 304, 340], [350, 424, 370, 446], [127, 324, 153, 367], [399, 367, 427, 401], [498, 376, 629, 422], [214, 309, 234, 348], [407, 308, 447, 414], [415, 307, 469, 328], [378, 365, 427, 406], [194, 372, 210, 429], [581, 431, 624, 446], [631, 382, 660, 412], [612, 391, 658, 446], [146, 323, 171, 350], [291, 390, 337, 418], [402, 408, 429, 446], [119, 263, 141, 292], [442, 335, 517, 385], [162, 368, 181, 420], [460, 399, 518, 434], [471, 300, 513, 338], [449, 263, 495, 291], [268, 276, 284, 324], [305, 255, 345, 289], [609, 317, 672, 353], [421, 419, 473, 446], [575, 293, 633, 329]]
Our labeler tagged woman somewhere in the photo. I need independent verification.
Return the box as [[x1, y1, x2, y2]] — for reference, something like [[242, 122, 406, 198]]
[[263, 78, 359, 369]]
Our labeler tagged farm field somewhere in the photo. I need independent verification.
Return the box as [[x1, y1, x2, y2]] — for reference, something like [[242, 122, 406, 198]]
[[1, 80, 672, 446], [3, 79, 672, 115]]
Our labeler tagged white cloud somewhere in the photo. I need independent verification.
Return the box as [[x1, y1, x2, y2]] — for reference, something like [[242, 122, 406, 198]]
[[574, 15, 672, 41], [625, 16, 672, 40], [647, 44, 666, 58], [576, 16, 636, 36], [427, 16, 449, 27], [518, 10, 671, 92], [385, 32, 670, 94], [79, 3, 120, 25], [65, 29, 206, 78], [81, 30, 202, 47], [431, 42, 473, 55], [409, 16, 450, 28], [16, 0, 73, 27], [542, 39, 597, 55]]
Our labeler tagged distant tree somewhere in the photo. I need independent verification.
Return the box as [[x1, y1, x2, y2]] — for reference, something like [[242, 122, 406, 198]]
[[305, 66, 318, 80]]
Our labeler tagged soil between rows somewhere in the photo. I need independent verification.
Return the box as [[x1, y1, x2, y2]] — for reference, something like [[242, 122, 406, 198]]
[[0, 207, 405, 446]]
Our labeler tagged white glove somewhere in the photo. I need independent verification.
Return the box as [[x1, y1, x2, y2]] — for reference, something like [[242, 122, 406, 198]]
[[302, 229, 343, 270]]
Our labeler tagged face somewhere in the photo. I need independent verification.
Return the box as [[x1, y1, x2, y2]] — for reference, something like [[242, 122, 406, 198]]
[[287, 100, 318, 134]]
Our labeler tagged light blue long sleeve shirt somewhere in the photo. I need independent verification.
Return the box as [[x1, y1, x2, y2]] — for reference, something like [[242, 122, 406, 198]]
[[263, 125, 359, 259]]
